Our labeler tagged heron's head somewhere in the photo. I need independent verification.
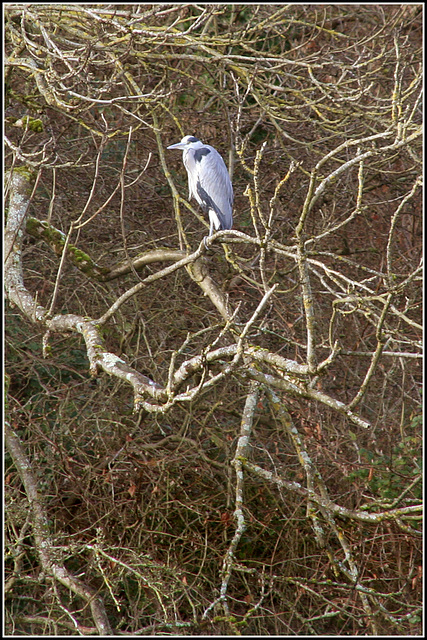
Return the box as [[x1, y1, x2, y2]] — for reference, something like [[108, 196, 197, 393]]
[[167, 135, 203, 150]]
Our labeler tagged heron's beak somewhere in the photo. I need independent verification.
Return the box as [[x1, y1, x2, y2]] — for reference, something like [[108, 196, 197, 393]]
[[167, 142, 186, 150]]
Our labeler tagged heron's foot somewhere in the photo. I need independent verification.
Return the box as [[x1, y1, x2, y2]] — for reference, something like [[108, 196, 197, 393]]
[[203, 235, 212, 251]]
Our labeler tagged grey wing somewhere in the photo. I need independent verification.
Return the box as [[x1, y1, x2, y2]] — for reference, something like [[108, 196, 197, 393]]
[[195, 148, 233, 230]]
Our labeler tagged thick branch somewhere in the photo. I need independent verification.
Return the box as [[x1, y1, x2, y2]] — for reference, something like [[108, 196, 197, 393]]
[[5, 422, 114, 634]]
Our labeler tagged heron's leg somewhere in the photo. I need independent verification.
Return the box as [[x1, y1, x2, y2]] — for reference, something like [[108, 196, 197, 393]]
[[203, 215, 214, 249], [208, 216, 214, 237]]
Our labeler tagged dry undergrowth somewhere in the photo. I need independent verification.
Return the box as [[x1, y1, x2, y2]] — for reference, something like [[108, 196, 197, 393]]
[[5, 4, 422, 635]]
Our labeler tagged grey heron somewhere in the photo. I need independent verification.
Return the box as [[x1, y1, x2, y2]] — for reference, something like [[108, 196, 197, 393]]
[[167, 135, 233, 246]]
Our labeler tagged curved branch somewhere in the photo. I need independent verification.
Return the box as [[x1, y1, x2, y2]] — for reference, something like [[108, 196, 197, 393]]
[[5, 422, 114, 634], [243, 459, 422, 530]]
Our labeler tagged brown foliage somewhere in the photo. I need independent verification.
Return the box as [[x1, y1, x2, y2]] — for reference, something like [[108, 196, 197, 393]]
[[5, 4, 422, 635]]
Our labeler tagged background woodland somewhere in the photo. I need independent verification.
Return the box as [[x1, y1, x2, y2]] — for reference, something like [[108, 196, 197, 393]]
[[5, 4, 422, 635]]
